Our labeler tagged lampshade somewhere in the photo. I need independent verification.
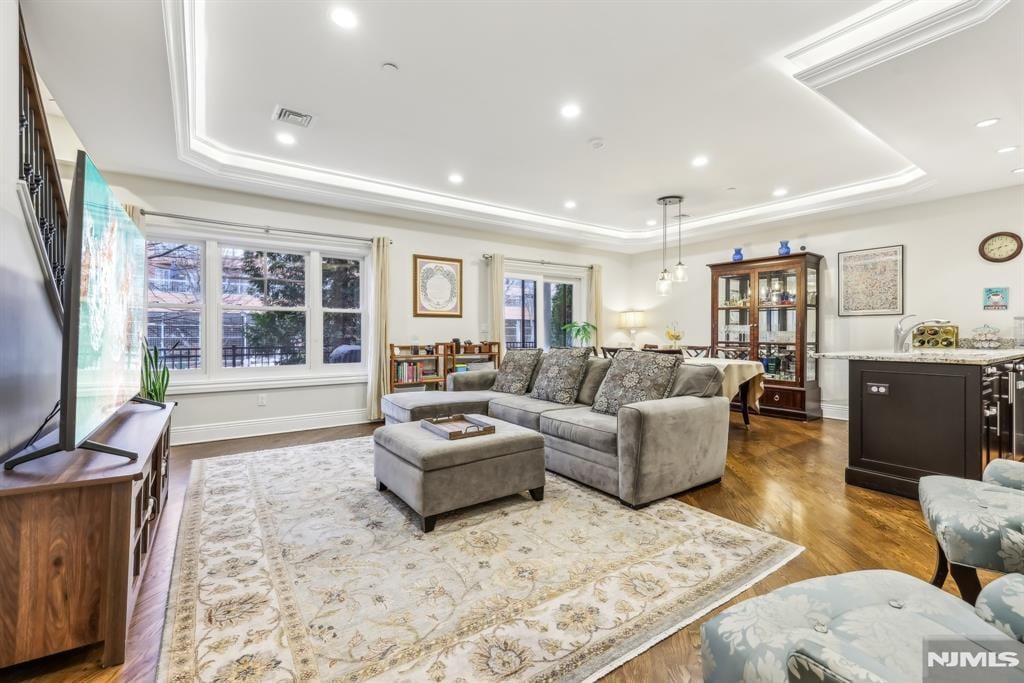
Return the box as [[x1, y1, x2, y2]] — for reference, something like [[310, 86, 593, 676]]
[[618, 310, 645, 329], [672, 262, 688, 283]]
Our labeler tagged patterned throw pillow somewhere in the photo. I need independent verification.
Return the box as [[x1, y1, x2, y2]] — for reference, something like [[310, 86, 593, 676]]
[[528, 348, 592, 404], [591, 350, 680, 415], [492, 348, 543, 394]]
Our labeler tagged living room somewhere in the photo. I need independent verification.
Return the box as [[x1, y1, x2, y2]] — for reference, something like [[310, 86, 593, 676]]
[[2, 1, 1023, 681]]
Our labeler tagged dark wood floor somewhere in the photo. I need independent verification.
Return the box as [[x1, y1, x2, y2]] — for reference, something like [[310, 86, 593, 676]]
[[4, 415, 989, 682]]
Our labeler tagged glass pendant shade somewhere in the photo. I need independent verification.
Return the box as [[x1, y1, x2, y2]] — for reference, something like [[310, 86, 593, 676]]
[[672, 261, 688, 283], [656, 270, 673, 296]]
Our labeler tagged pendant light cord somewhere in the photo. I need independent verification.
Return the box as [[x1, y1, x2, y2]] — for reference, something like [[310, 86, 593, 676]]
[[661, 201, 668, 270]]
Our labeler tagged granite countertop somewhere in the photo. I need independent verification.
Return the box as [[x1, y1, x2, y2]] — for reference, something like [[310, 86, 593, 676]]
[[814, 349, 1024, 365]]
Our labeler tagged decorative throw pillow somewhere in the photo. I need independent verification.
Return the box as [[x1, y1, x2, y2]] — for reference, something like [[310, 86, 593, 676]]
[[669, 362, 724, 398], [528, 347, 592, 404], [492, 348, 543, 394], [591, 350, 679, 415]]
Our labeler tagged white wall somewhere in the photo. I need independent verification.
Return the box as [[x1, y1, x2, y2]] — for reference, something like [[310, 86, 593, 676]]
[[102, 172, 634, 443], [629, 186, 1024, 414]]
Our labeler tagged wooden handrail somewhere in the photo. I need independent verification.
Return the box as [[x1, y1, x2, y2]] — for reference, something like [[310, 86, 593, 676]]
[[18, 11, 69, 310]]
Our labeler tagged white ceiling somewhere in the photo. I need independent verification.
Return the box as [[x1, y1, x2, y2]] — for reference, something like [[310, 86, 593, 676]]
[[20, 0, 1024, 252]]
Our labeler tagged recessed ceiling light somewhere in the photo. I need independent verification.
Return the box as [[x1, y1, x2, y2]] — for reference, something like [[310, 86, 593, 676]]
[[691, 155, 709, 167], [997, 146, 1019, 154], [447, 172, 464, 185], [976, 117, 1000, 128], [275, 131, 296, 145], [564, 200, 577, 209], [646, 219, 657, 227], [381, 62, 399, 72], [1013, 167, 1024, 174], [560, 103, 581, 119], [330, 7, 358, 29], [772, 187, 788, 197]]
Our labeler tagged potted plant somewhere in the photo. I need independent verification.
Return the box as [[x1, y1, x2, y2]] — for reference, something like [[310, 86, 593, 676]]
[[140, 339, 174, 402], [561, 321, 598, 348]]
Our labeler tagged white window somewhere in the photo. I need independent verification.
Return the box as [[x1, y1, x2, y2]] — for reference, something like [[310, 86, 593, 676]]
[[145, 241, 203, 371], [503, 266, 586, 350], [143, 226, 368, 388]]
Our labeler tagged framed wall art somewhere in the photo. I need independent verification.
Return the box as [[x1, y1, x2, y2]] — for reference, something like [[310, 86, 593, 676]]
[[413, 254, 463, 317], [837, 245, 904, 316]]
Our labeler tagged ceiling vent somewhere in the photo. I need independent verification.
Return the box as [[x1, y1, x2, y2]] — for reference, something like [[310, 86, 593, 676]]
[[272, 106, 314, 128]]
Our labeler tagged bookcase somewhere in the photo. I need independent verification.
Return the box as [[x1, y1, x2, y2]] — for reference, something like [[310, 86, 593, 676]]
[[388, 343, 446, 393], [439, 341, 501, 379]]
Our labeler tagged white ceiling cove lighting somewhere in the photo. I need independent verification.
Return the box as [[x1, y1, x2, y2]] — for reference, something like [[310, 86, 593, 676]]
[[560, 103, 581, 119], [275, 131, 296, 145], [975, 117, 1000, 128], [645, 219, 657, 227], [447, 172, 464, 185], [772, 187, 789, 197], [691, 155, 709, 167], [997, 146, 1019, 154], [330, 7, 358, 29], [563, 199, 577, 209]]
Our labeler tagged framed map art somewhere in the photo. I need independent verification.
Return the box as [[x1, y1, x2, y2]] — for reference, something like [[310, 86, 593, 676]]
[[837, 244, 904, 316], [413, 254, 463, 317]]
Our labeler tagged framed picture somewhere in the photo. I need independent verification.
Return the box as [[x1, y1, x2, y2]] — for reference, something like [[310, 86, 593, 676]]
[[838, 245, 904, 316], [984, 287, 1009, 311], [413, 254, 463, 317]]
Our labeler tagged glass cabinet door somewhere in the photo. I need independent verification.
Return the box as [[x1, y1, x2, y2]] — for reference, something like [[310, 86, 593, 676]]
[[806, 264, 818, 383], [756, 268, 799, 383], [716, 273, 752, 354]]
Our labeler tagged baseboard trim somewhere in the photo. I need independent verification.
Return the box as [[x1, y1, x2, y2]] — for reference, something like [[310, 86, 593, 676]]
[[821, 402, 849, 421], [170, 408, 372, 445]]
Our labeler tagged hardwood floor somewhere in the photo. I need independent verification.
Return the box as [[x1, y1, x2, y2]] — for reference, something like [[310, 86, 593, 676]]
[[3, 415, 991, 682]]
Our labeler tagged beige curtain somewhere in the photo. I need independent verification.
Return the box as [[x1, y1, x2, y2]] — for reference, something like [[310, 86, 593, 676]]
[[488, 254, 506, 353], [123, 204, 145, 231], [587, 263, 603, 347], [366, 237, 390, 420]]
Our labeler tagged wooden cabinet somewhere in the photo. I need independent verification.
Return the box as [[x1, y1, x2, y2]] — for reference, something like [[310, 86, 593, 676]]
[[708, 253, 823, 421], [0, 402, 173, 669]]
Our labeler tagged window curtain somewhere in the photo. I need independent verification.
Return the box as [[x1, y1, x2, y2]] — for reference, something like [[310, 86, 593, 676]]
[[366, 237, 390, 420], [123, 204, 145, 231], [488, 253, 506, 352], [587, 263, 603, 347]]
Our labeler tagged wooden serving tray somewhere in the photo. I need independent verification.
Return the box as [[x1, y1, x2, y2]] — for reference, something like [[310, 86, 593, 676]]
[[420, 414, 496, 440]]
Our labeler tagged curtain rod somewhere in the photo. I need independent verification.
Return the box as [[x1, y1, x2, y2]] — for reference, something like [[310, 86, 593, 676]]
[[139, 209, 391, 244], [483, 254, 592, 270]]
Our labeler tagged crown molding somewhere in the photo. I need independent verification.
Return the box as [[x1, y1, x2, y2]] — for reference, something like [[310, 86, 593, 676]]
[[162, 0, 940, 252], [789, 0, 1010, 88]]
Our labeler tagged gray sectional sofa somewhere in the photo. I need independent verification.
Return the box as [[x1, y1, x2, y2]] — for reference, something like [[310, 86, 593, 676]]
[[380, 353, 730, 507]]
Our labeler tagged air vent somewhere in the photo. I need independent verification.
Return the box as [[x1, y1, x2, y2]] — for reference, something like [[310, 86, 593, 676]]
[[272, 106, 314, 128]]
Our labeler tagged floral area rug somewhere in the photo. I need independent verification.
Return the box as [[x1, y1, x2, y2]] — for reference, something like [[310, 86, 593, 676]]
[[158, 436, 801, 682]]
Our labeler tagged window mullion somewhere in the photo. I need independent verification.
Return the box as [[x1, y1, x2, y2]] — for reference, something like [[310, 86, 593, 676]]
[[310, 251, 322, 371], [207, 239, 221, 376]]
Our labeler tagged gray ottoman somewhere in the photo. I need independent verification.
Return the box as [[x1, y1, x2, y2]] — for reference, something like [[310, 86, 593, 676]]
[[373, 415, 545, 532]]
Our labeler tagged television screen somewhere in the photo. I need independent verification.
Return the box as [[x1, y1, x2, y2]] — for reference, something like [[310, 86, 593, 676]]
[[61, 152, 146, 447]]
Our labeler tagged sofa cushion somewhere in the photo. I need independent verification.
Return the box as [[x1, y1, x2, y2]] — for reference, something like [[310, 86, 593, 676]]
[[591, 350, 679, 415], [540, 406, 618, 454], [669, 363, 724, 398], [576, 357, 612, 406], [492, 348, 543, 394], [381, 390, 504, 424], [489, 393, 577, 430], [529, 347, 592, 404]]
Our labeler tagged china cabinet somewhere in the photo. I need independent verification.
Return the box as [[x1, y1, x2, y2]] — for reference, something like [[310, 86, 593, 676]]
[[708, 252, 823, 420]]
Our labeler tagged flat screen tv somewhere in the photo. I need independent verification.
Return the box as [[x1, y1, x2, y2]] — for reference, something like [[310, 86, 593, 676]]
[[5, 151, 152, 469]]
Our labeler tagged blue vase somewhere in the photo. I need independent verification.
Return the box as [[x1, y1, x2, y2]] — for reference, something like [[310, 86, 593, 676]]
[[732, 247, 743, 262], [778, 240, 791, 256]]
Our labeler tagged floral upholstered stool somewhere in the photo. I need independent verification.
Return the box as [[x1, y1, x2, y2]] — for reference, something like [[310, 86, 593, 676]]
[[701, 570, 1024, 682], [919, 458, 1024, 604]]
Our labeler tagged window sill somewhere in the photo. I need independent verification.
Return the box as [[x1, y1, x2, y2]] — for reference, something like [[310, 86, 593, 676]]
[[166, 372, 369, 395]]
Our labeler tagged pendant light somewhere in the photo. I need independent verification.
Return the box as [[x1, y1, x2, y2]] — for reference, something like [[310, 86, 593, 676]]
[[655, 195, 682, 296], [672, 209, 689, 283]]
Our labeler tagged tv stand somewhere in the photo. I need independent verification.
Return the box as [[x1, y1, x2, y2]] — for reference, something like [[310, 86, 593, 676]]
[[0, 401, 173, 668]]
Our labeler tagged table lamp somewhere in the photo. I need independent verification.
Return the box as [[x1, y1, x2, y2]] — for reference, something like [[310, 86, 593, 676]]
[[618, 310, 645, 349]]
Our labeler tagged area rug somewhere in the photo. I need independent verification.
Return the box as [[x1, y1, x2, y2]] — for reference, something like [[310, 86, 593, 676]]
[[158, 436, 801, 682]]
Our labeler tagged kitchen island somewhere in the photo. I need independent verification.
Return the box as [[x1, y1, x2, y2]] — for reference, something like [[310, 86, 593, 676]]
[[817, 349, 1024, 498]]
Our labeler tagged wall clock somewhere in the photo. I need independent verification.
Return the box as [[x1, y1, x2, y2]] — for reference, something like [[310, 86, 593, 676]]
[[979, 231, 1022, 263]]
